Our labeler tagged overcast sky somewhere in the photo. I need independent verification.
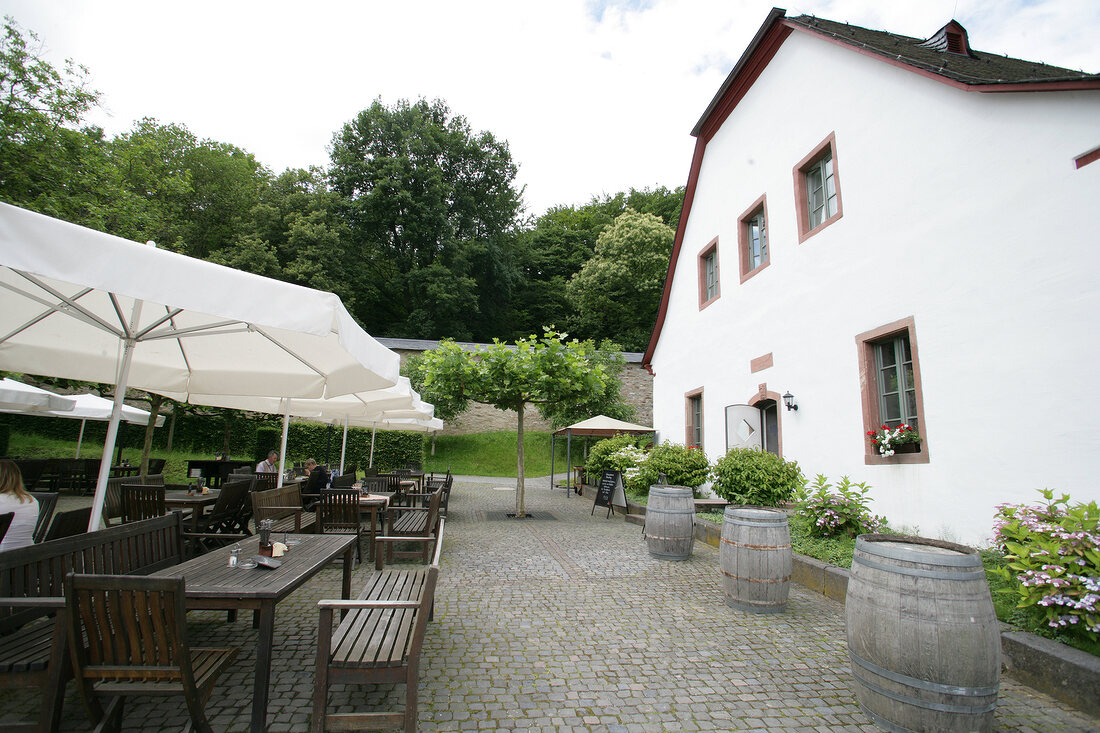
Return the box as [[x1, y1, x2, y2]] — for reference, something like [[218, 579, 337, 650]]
[[4, 0, 1097, 218]]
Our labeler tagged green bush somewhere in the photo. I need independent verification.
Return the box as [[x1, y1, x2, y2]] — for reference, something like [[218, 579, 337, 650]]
[[627, 443, 710, 497], [993, 489, 1099, 643], [586, 435, 645, 477], [254, 427, 281, 462], [0, 423, 8, 456], [709, 448, 802, 506], [794, 474, 885, 538]]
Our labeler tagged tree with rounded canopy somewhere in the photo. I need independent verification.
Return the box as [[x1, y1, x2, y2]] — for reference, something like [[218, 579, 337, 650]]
[[566, 208, 674, 351], [408, 329, 629, 516]]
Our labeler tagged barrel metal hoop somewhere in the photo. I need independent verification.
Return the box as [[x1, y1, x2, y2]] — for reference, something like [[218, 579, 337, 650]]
[[857, 538, 979, 568], [852, 553, 986, 580], [646, 535, 692, 542], [850, 651, 999, 699], [720, 538, 791, 550], [723, 517, 788, 528], [721, 570, 791, 584]]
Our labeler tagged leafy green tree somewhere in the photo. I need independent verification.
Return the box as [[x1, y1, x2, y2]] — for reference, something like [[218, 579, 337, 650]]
[[413, 329, 627, 516], [0, 17, 121, 227], [328, 97, 524, 340], [566, 208, 674, 350]]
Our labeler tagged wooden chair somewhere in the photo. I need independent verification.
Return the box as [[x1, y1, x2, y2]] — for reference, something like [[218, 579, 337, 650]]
[[331, 472, 356, 489], [146, 458, 166, 475], [28, 491, 58, 543], [362, 466, 378, 478], [253, 472, 278, 492], [385, 488, 444, 564], [121, 483, 167, 523], [183, 477, 255, 556], [316, 489, 362, 566], [42, 507, 92, 542], [63, 573, 239, 733]]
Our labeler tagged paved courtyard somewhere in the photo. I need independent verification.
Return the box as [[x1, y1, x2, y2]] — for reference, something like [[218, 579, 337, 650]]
[[1, 477, 1097, 731]]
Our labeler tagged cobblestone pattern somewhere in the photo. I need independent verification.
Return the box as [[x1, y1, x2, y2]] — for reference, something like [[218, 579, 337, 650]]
[[1, 480, 1096, 731]]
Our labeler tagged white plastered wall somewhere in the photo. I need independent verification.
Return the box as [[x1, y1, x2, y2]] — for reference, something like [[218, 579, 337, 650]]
[[650, 30, 1100, 545]]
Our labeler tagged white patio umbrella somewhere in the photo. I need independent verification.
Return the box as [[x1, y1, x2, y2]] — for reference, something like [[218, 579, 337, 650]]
[[0, 377, 76, 412], [159, 377, 426, 475], [0, 389, 165, 457], [0, 202, 400, 529]]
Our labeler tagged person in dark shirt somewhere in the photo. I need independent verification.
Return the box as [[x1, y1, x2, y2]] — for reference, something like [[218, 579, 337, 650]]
[[303, 458, 329, 494]]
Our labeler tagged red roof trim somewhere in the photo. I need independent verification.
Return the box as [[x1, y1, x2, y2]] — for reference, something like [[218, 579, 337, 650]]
[[643, 137, 706, 367]]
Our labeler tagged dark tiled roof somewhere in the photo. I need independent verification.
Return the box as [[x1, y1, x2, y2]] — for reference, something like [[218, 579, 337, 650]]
[[377, 337, 643, 362], [787, 15, 1099, 86]]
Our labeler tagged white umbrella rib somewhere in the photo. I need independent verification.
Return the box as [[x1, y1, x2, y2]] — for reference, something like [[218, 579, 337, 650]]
[[252, 325, 328, 382], [0, 275, 122, 339]]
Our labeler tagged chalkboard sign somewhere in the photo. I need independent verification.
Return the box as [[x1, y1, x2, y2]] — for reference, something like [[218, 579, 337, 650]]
[[592, 470, 626, 518]]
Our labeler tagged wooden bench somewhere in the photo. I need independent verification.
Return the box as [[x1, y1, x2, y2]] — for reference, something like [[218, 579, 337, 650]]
[[251, 483, 316, 535], [0, 513, 185, 732], [313, 517, 444, 733], [385, 488, 443, 564]]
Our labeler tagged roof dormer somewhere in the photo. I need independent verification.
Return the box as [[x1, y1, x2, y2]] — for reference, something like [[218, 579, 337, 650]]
[[916, 20, 977, 58]]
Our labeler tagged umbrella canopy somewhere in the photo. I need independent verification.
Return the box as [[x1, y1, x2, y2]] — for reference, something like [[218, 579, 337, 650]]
[[0, 202, 400, 528], [0, 377, 76, 412], [551, 415, 655, 493]]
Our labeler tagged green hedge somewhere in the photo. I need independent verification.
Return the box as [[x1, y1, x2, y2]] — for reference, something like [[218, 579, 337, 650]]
[[0, 411, 422, 471], [0, 423, 8, 456], [254, 427, 282, 462]]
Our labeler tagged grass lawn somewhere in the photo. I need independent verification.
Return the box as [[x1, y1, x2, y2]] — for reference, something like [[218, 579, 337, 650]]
[[423, 430, 570, 478]]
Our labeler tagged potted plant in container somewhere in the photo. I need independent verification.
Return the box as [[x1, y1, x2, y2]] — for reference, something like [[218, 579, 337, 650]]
[[867, 423, 921, 456]]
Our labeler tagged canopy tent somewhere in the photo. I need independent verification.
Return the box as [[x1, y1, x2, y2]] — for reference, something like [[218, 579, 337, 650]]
[[0, 202, 400, 529], [550, 415, 655, 493], [0, 386, 165, 458], [0, 377, 75, 413]]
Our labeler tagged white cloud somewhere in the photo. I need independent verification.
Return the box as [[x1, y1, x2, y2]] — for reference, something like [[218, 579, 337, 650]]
[[4, 0, 1096, 217]]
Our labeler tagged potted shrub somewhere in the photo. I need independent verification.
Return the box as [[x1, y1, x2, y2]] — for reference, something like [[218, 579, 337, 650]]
[[710, 448, 802, 506], [626, 443, 710, 498]]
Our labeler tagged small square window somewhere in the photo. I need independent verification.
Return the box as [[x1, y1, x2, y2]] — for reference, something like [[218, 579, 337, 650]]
[[737, 194, 770, 283], [794, 132, 843, 242], [697, 237, 720, 309]]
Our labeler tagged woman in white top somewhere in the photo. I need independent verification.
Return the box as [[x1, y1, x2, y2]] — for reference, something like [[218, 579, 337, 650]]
[[0, 459, 39, 552]]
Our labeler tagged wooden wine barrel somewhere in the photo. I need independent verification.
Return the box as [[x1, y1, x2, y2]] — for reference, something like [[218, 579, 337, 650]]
[[846, 535, 1000, 733], [645, 485, 695, 560], [719, 507, 791, 613]]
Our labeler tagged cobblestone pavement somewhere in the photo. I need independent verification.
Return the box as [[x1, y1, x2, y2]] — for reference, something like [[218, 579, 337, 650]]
[[2, 478, 1097, 731]]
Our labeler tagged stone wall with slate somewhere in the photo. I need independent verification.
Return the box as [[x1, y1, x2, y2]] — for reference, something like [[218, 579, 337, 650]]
[[381, 339, 653, 435]]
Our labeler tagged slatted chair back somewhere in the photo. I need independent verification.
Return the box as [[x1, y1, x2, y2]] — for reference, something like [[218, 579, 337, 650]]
[[42, 507, 93, 542], [0, 513, 13, 545], [99, 475, 131, 527], [64, 573, 239, 733], [253, 472, 278, 492], [146, 458, 166, 475], [317, 489, 361, 564], [362, 466, 378, 477], [359, 476, 389, 495], [206, 477, 255, 529], [121, 484, 167, 523], [331, 472, 356, 489], [28, 491, 58, 544]]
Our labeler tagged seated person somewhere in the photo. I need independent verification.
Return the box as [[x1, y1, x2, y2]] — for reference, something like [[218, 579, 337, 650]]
[[303, 459, 329, 495], [256, 450, 278, 474], [0, 459, 39, 552]]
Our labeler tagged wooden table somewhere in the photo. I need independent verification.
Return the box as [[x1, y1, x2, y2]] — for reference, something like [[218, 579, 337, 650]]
[[154, 533, 355, 733], [164, 488, 220, 532], [357, 491, 393, 560]]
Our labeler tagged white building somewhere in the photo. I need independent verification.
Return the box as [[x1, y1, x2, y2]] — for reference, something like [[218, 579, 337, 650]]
[[643, 8, 1100, 545]]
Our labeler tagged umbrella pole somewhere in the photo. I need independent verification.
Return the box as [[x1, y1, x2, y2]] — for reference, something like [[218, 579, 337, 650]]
[[89, 299, 144, 532], [369, 427, 376, 467], [566, 430, 572, 497], [339, 416, 348, 475], [277, 401, 290, 488], [75, 419, 86, 458], [550, 434, 555, 490]]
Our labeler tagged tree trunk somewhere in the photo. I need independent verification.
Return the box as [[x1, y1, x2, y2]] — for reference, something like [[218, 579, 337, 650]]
[[166, 403, 176, 451], [140, 393, 164, 475], [515, 405, 525, 517]]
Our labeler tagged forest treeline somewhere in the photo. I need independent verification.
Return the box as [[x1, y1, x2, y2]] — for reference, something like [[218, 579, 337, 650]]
[[1, 18, 683, 352]]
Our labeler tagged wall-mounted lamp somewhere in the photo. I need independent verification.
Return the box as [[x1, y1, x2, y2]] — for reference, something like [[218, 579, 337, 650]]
[[782, 391, 798, 411]]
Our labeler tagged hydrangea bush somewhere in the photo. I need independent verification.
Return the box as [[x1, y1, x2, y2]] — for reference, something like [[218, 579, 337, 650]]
[[993, 489, 1100, 641], [585, 435, 645, 476], [794, 474, 885, 538]]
